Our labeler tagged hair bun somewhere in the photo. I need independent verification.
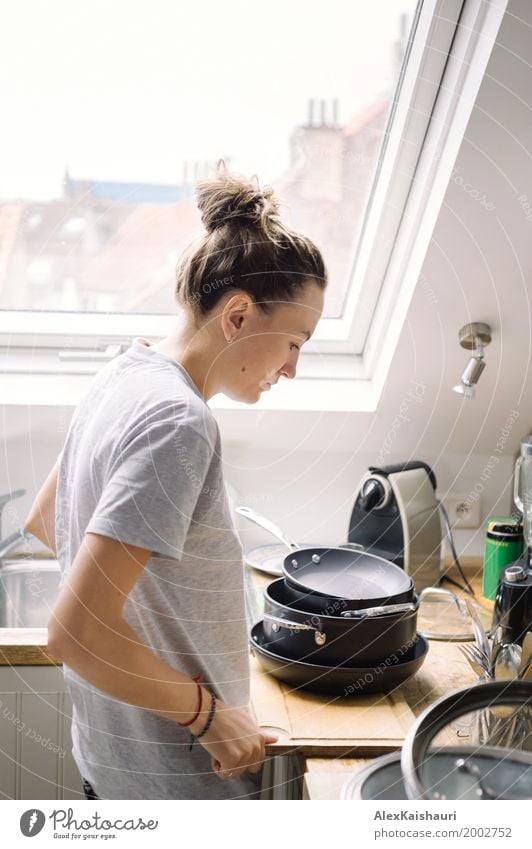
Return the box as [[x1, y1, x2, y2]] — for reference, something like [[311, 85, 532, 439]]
[[196, 168, 281, 234]]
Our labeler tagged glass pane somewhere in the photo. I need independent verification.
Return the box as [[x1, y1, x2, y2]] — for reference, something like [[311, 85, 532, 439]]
[[0, 0, 419, 318]]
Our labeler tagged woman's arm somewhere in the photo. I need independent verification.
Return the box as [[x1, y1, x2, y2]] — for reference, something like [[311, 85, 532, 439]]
[[25, 458, 59, 555], [48, 531, 276, 779]]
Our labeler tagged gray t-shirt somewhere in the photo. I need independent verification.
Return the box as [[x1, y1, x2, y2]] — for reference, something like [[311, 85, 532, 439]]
[[55, 337, 260, 800]]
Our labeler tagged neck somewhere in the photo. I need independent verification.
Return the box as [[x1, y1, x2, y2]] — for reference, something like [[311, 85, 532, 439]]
[[152, 314, 221, 401]]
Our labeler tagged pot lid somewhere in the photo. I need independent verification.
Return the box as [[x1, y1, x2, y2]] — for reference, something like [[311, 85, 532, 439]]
[[417, 587, 492, 641], [401, 681, 532, 800], [341, 752, 406, 800]]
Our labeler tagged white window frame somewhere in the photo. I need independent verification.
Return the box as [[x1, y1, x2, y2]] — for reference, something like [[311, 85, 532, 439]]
[[0, 0, 508, 411]]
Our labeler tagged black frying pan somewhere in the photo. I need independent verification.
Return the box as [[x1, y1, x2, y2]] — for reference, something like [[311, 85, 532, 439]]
[[236, 506, 414, 613], [282, 547, 414, 610], [282, 574, 415, 614], [263, 577, 418, 665], [250, 621, 428, 695]]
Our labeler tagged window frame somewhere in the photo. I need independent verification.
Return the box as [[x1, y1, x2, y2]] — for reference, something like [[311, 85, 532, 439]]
[[0, 0, 508, 411]]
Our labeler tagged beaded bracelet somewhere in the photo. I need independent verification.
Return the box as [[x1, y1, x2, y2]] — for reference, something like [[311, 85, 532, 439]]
[[177, 675, 203, 728], [188, 687, 217, 752]]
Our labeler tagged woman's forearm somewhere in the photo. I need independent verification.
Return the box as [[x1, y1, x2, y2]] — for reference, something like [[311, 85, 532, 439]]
[[50, 614, 207, 727], [26, 520, 56, 556]]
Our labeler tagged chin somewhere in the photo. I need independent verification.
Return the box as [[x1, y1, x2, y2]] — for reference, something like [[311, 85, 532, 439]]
[[224, 386, 262, 405]]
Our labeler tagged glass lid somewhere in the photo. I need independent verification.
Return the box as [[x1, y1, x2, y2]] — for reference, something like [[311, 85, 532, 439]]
[[402, 681, 532, 800], [417, 587, 492, 641]]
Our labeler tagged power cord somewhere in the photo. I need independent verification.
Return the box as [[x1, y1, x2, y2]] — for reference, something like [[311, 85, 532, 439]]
[[437, 500, 475, 597]]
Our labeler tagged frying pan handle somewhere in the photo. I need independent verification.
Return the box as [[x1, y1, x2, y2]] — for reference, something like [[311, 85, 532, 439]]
[[235, 506, 300, 551], [263, 613, 327, 646], [341, 602, 416, 619]]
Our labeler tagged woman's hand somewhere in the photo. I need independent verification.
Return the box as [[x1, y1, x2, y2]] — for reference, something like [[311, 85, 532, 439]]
[[191, 694, 277, 780]]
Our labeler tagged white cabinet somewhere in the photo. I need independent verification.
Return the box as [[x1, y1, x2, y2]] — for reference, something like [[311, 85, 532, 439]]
[[0, 665, 84, 800]]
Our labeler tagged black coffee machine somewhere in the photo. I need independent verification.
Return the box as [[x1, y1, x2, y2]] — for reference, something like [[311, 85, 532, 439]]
[[493, 562, 532, 646], [348, 460, 443, 593], [492, 434, 532, 645]]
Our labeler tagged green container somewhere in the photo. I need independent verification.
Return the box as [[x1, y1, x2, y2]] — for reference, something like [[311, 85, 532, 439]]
[[483, 519, 525, 600]]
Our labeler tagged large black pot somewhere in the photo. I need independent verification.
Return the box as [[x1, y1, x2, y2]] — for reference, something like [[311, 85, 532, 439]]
[[263, 578, 419, 665], [250, 621, 428, 695], [281, 547, 415, 614]]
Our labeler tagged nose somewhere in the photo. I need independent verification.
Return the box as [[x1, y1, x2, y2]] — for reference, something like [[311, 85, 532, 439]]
[[278, 352, 299, 381]]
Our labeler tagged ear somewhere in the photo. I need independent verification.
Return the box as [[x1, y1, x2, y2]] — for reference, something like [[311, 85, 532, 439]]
[[221, 294, 250, 341]]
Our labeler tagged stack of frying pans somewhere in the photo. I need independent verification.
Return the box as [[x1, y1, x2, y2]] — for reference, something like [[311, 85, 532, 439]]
[[238, 508, 429, 695]]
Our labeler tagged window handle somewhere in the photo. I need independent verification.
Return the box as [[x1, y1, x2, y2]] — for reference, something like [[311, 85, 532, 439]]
[[58, 343, 123, 362]]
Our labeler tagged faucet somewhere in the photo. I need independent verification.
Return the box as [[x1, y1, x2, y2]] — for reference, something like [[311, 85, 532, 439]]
[[0, 489, 33, 566]]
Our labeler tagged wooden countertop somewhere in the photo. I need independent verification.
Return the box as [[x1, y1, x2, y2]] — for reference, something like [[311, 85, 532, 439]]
[[0, 629, 60, 666]]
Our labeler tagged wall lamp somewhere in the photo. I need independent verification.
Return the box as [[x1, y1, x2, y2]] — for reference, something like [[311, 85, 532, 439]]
[[452, 322, 492, 400]]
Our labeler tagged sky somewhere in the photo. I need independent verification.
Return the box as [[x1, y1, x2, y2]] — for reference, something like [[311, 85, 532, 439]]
[[0, 0, 417, 200]]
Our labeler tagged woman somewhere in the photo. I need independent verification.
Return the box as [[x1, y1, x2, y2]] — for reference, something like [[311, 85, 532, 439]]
[[30, 168, 327, 800]]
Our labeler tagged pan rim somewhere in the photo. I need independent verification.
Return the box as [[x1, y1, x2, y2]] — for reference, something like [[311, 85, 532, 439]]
[[264, 577, 419, 622], [250, 620, 428, 671], [281, 546, 414, 599]]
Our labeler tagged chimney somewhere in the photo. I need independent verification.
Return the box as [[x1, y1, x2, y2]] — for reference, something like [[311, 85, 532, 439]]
[[307, 98, 314, 127]]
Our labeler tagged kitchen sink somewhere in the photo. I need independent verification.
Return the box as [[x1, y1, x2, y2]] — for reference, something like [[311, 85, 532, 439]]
[[0, 559, 61, 628]]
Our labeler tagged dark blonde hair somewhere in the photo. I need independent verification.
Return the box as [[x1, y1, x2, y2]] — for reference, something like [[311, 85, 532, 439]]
[[175, 165, 328, 315]]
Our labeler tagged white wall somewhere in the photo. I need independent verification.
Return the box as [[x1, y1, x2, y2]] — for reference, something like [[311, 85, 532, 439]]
[[2, 0, 531, 560]]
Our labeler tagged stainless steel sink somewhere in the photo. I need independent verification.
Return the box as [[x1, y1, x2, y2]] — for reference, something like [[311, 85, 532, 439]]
[[0, 559, 61, 628]]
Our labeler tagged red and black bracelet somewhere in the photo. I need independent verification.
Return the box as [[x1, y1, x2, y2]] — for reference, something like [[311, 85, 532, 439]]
[[188, 686, 217, 752], [177, 674, 203, 728]]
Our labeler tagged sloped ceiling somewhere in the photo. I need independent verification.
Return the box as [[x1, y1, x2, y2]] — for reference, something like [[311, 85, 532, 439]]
[[212, 0, 532, 459]]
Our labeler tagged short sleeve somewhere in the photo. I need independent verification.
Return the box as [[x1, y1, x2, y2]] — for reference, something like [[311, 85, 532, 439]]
[[85, 412, 214, 560]]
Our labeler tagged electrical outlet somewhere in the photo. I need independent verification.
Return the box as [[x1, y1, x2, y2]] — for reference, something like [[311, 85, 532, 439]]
[[445, 493, 482, 529]]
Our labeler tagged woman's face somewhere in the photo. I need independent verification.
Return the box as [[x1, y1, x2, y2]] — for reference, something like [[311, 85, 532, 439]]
[[217, 280, 325, 404]]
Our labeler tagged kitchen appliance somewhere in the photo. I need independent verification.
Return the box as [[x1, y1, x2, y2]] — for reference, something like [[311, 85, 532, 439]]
[[250, 621, 428, 694], [490, 437, 532, 644], [492, 563, 532, 647], [262, 577, 419, 665], [347, 461, 443, 592]]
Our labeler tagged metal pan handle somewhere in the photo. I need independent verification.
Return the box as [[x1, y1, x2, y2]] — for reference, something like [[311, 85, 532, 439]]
[[340, 602, 415, 619], [263, 613, 327, 646], [235, 506, 300, 551]]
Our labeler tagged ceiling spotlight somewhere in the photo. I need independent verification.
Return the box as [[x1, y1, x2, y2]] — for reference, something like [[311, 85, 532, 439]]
[[452, 322, 491, 400]]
